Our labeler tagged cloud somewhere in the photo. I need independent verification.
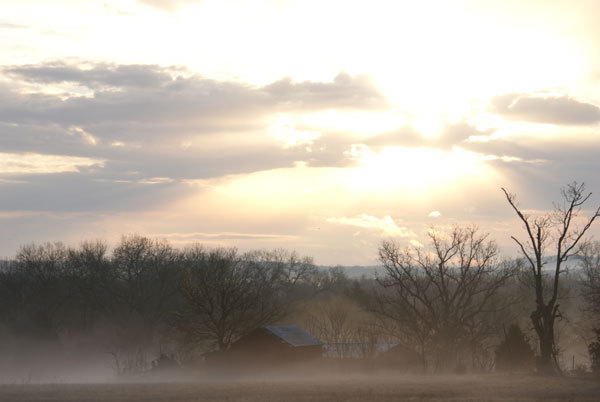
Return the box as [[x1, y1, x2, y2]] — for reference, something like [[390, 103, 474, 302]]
[[264, 73, 387, 110], [70, 126, 97, 146], [428, 210, 441, 218], [0, 22, 29, 30], [0, 61, 392, 215], [0, 62, 387, 181], [150, 231, 296, 241], [5, 62, 176, 89], [0, 172, 184, 212], [136, 0, 203, 12], [0, 152, 103, 175], [0, 178, 28, 184], [327, 214, 413, 237], [365, 122, 492, 151], [461, 130, 600, 166], [490, 93, 600, 125], [2, 62, 385, 130], [410, 239, 423, 248]]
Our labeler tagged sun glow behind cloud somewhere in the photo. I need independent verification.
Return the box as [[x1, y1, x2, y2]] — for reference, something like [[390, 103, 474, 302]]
[[298, 111, 408, 136], [346, 145, 495, 192]]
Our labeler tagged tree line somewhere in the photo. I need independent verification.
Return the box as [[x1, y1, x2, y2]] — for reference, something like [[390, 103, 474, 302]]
[[1, 182, 600, 376]]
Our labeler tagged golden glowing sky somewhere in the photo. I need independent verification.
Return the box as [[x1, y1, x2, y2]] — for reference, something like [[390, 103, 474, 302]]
[[1, 0, 600, 264]]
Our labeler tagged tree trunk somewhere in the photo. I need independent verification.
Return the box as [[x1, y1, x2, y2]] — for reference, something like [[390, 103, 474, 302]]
[[531, 305, 556, 375]]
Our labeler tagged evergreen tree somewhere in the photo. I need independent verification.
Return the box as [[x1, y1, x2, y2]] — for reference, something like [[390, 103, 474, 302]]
[[588, 328, 600, 375], [495, 324, 534, 372]]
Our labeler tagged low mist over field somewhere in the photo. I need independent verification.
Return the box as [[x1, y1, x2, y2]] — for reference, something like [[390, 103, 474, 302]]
[[2, 376, 600, 402]]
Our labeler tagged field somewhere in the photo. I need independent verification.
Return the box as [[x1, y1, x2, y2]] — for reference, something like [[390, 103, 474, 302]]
[[1, 375, 600, 402]]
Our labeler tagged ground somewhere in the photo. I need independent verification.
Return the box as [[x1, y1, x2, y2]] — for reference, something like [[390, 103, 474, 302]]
[[1, 375, 600, 402]]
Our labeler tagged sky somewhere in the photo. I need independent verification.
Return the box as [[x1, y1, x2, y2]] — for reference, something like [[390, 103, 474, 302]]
[[1, 0, 600, 265]]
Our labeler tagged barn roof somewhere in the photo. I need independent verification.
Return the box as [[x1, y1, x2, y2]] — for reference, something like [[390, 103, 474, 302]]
[[323, 343, 398, 358], [264, 325, 323, 347]]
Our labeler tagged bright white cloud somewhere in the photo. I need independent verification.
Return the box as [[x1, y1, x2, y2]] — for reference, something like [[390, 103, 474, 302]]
[[0, 152, 103, 175], [410, 239, 423, 248], [137, 177, 174, 184], [136, 0, 203, 12], [150, 231, 296, 240], [270, 116, 321, 148], [327, 214, 413, 237], [70, 126, 97, 146], [428, 210, 441, 218]]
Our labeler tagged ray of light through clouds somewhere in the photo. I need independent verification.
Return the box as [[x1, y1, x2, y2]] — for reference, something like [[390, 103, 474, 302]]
[[1, 0, 600, 263]]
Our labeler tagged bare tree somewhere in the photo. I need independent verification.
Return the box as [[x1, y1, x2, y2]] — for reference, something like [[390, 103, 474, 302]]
[[372, 225, 514, 372], [305, 297, 356, 345], [502, 182, 600, 375], [581, 241, 600, 318], [65, 240, 113, 331], [111, 235, 183, 347], [304, 296, 382, 358], [13, 242, 70, 340], [174, 246, 309, 351]]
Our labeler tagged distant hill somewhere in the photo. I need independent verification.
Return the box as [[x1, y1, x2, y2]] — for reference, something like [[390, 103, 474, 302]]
[[318, 254, 587, 279], [522, 255, 585, 271]]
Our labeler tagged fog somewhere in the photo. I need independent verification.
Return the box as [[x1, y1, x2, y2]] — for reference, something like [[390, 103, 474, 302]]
[[0, 229, 599, 391]]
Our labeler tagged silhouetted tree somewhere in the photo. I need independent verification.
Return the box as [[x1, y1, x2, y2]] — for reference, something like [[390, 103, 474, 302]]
[[372, 225, 515, 372], [13, 242, 70, 340], [495, 324, 534, 372], [589, 328, 600, 375], [581, 241, 600, 317], [110, 235, 183, 349], [502, 182, 600, 375], [65, 240, 113, 331], [174, 246, 311, 351], [303, 295, 381, 358]]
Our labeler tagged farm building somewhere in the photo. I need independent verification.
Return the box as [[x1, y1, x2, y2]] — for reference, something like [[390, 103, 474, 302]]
[[323, 343, 397, 359], [376, 343, 423, 371], [206, 325, 323, 368]]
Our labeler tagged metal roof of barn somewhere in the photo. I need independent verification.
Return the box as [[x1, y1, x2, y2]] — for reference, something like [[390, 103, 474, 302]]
[[263, 325, 323, 347], [323, 343, 398, 358]]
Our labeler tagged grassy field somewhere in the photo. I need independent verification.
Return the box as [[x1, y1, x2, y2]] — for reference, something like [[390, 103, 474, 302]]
[[1, 375, 600, 402]]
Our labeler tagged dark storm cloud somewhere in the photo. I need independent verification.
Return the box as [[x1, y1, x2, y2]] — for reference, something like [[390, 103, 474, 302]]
[[490, 93, 600, 125]]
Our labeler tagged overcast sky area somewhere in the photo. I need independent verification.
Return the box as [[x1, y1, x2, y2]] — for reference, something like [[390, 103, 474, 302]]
[[1, 0, 600, 265]]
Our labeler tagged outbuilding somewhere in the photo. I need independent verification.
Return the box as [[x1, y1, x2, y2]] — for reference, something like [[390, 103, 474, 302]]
[[206, 325, 323, 369]]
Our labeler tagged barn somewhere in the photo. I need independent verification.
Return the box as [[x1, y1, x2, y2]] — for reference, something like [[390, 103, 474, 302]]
[[376, 343, 423, 371], [206, 325, 323, 369], [323, 343, 397, 359]]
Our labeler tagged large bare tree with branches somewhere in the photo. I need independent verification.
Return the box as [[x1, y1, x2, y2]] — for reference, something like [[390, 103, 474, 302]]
[[502, 182, 600, 375], [581, 241, 600, 318], [175, 246, 315, 352], [374, 225, 515, 372]]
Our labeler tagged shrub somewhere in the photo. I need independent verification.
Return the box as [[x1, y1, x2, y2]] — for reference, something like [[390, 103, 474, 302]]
[[495, 324, 535, 372], [589, 328, 600, 375]]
